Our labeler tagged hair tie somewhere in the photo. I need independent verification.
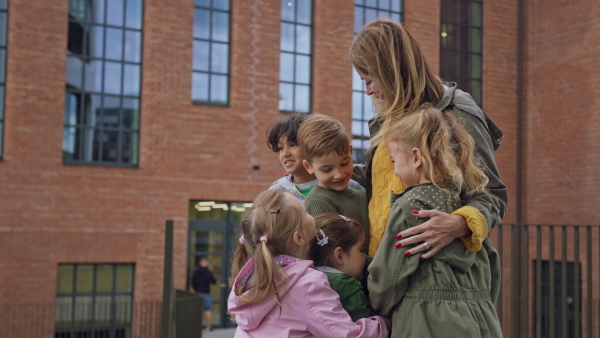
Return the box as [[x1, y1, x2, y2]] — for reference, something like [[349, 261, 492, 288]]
[[339, 214, 351, 222], [260, 236, 268, 243], [316, 229, 328, 246], [239, 236, 246, 245], [266, 209, 280, 214]]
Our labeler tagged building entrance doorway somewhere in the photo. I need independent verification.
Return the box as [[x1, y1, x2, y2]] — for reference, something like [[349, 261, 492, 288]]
[[187, 201, 250, 329]]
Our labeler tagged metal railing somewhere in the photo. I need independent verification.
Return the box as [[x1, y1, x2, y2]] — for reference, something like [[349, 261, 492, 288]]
[[492, 223, 600, 338]]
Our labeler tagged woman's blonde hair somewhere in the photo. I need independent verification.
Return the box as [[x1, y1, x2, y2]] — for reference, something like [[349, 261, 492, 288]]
[[350, 18, 444, 148], [388, 104, 488, 197], [229, 190, 306, 310]]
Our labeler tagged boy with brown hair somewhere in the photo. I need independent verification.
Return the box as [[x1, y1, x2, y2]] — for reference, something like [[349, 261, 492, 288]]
[[298, 113, 369, 253]]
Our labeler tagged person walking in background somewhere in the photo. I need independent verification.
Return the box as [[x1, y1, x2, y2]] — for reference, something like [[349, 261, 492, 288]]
[[368, 105, 502, 337], [192, 257, 216, 331]]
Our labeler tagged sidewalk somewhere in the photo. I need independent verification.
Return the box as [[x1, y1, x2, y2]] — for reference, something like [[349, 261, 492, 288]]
[[202, 326, 237, 338]]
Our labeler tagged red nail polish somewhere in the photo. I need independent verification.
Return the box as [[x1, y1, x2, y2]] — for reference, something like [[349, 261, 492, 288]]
[[395, 234, 403, 239], [412, 210, 419, 215], [404, 252, 411, 256], [395, 242, 402, 248]]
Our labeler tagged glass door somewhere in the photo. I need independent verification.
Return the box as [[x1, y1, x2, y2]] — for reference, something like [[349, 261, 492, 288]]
[[187, 201, 250, 329]]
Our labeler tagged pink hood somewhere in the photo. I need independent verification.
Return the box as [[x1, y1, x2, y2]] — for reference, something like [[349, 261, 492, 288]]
[[227, 258, 388, 338]]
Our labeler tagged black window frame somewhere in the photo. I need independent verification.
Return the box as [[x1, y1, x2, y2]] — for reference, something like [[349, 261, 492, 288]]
[[440, 0, 483, 105], [278, 0, 313, 114], [352, 0, 403, 163], [192, 0, 231, 105], [63, 0, 144, 167]]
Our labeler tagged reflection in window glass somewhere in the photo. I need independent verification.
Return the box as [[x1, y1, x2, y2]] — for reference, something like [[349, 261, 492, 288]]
[[279, 0, 312, 113], [440, 0, 483, 105], [352, 1, 403, 162], [64, 0, 143, 166], [193, 0, 230, 104], [0, 2, 6, 159], [55, 263, 135, 338]]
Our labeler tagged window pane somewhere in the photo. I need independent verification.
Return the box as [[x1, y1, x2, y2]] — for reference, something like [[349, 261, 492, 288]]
[[279, 83, 294, 111], [0, 13, 7, 47], [366, 0, 377, 7], [210, 74, 228, 104], [352, 92, 363, 119], [294, 84, 310, 113], [471, 2, 482, 27], [213, 0, 230, 11], [106, 0, 124, 27], [83, 60, 103, 93], [123, 64, 140, 96], [0, 49, 5, 82], [296, 25, 311, 54], [470, 53, 482, 78], [281, 23, 295, 52], [365, 8, 377, 23], [115, 265, 133, 292], [211, 42, 229, 73], [195, 0, 210, 6], [125, 0, 143, 29], [96, 264, 114, 293], [76, 265, 94, 294], [212, 12, 229, 42], [391, 0, 401, 12], [66, 56, 83, 89], [295, 54, 310, 84], [57, 265, 74, 294], [352, 68, 363, 91], [62, 126, 78, 160], [378, 0, 390, 10], [104, 61, 123, 95], [122, 98, 140, 129], [281, 0, 295, 21], [194, 9, 210, 39], [470, 28, 482, 53], [89, 25, 105, 58], [354, 7, 364, 32], [0, 0, 7, 10], [279, 52, 294, 82], [105, 28, 124, 60], [193, 40, 210, 71], [124, 30, 142, 62], [192, 72, 209, 101], [297, 0, 312, 25]]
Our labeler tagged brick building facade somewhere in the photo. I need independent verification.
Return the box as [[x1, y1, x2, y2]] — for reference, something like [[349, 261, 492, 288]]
[[0, 0, 598, 337]]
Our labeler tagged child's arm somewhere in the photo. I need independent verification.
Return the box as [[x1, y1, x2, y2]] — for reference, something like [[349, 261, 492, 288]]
[[305, 273, 389, 338], [368, 201, 421, 317], [305, 198, 339, 217], [344, 285, 376, 321]]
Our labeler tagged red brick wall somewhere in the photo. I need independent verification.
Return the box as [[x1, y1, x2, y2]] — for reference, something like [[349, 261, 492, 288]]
[[522, 0, 600, 224]]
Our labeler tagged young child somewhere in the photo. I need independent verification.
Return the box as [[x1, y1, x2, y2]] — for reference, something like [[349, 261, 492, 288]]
[[267, 114, 364, 204], [308, 213, 375, 322], [227, 189, 389, 337], [297, 113, 370, 253], [367, 104, 502, 337]]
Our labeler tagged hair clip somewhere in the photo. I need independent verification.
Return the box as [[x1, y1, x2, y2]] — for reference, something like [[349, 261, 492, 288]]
[[239, 235, 246, 245], [260, 236, 268, 243], [316, 229, 328, 246], [266, 209, 280, 214], [339, 215, 351, 222]]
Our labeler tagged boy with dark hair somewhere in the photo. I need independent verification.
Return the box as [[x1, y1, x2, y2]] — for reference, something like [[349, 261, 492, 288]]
[[267, 114, 363, 204]]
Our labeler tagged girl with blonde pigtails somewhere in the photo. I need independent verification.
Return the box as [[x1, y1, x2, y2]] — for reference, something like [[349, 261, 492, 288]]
[[227, 189, 389, 337]]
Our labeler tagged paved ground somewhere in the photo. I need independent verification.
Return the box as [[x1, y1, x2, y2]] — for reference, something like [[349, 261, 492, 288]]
[[202, 327, 237, 338]]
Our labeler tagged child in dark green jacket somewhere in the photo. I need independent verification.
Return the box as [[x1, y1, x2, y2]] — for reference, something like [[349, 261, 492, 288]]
[[308, 213, 375, 322], [368, 105, 502, 337]]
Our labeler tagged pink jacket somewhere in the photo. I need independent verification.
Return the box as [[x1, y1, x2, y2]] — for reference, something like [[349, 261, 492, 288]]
[[227, 258, 389, 338]]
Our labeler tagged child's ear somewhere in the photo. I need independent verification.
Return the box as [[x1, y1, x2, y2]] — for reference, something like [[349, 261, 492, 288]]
[[412, 148, 423, 170], [303, 159, 314, 175], [333, 246, 344, 265], [292, 230, 305, 247]]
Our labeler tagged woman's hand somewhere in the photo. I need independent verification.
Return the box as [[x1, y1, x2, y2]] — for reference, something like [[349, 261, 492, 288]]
[[395, 210, 471, 259]]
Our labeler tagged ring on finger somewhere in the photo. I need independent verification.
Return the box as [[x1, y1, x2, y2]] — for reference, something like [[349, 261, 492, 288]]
[[423, 241, 430, 250]]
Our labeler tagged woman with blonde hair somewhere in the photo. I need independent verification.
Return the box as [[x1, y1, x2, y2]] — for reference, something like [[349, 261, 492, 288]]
[[350, 18, 507, 259]]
